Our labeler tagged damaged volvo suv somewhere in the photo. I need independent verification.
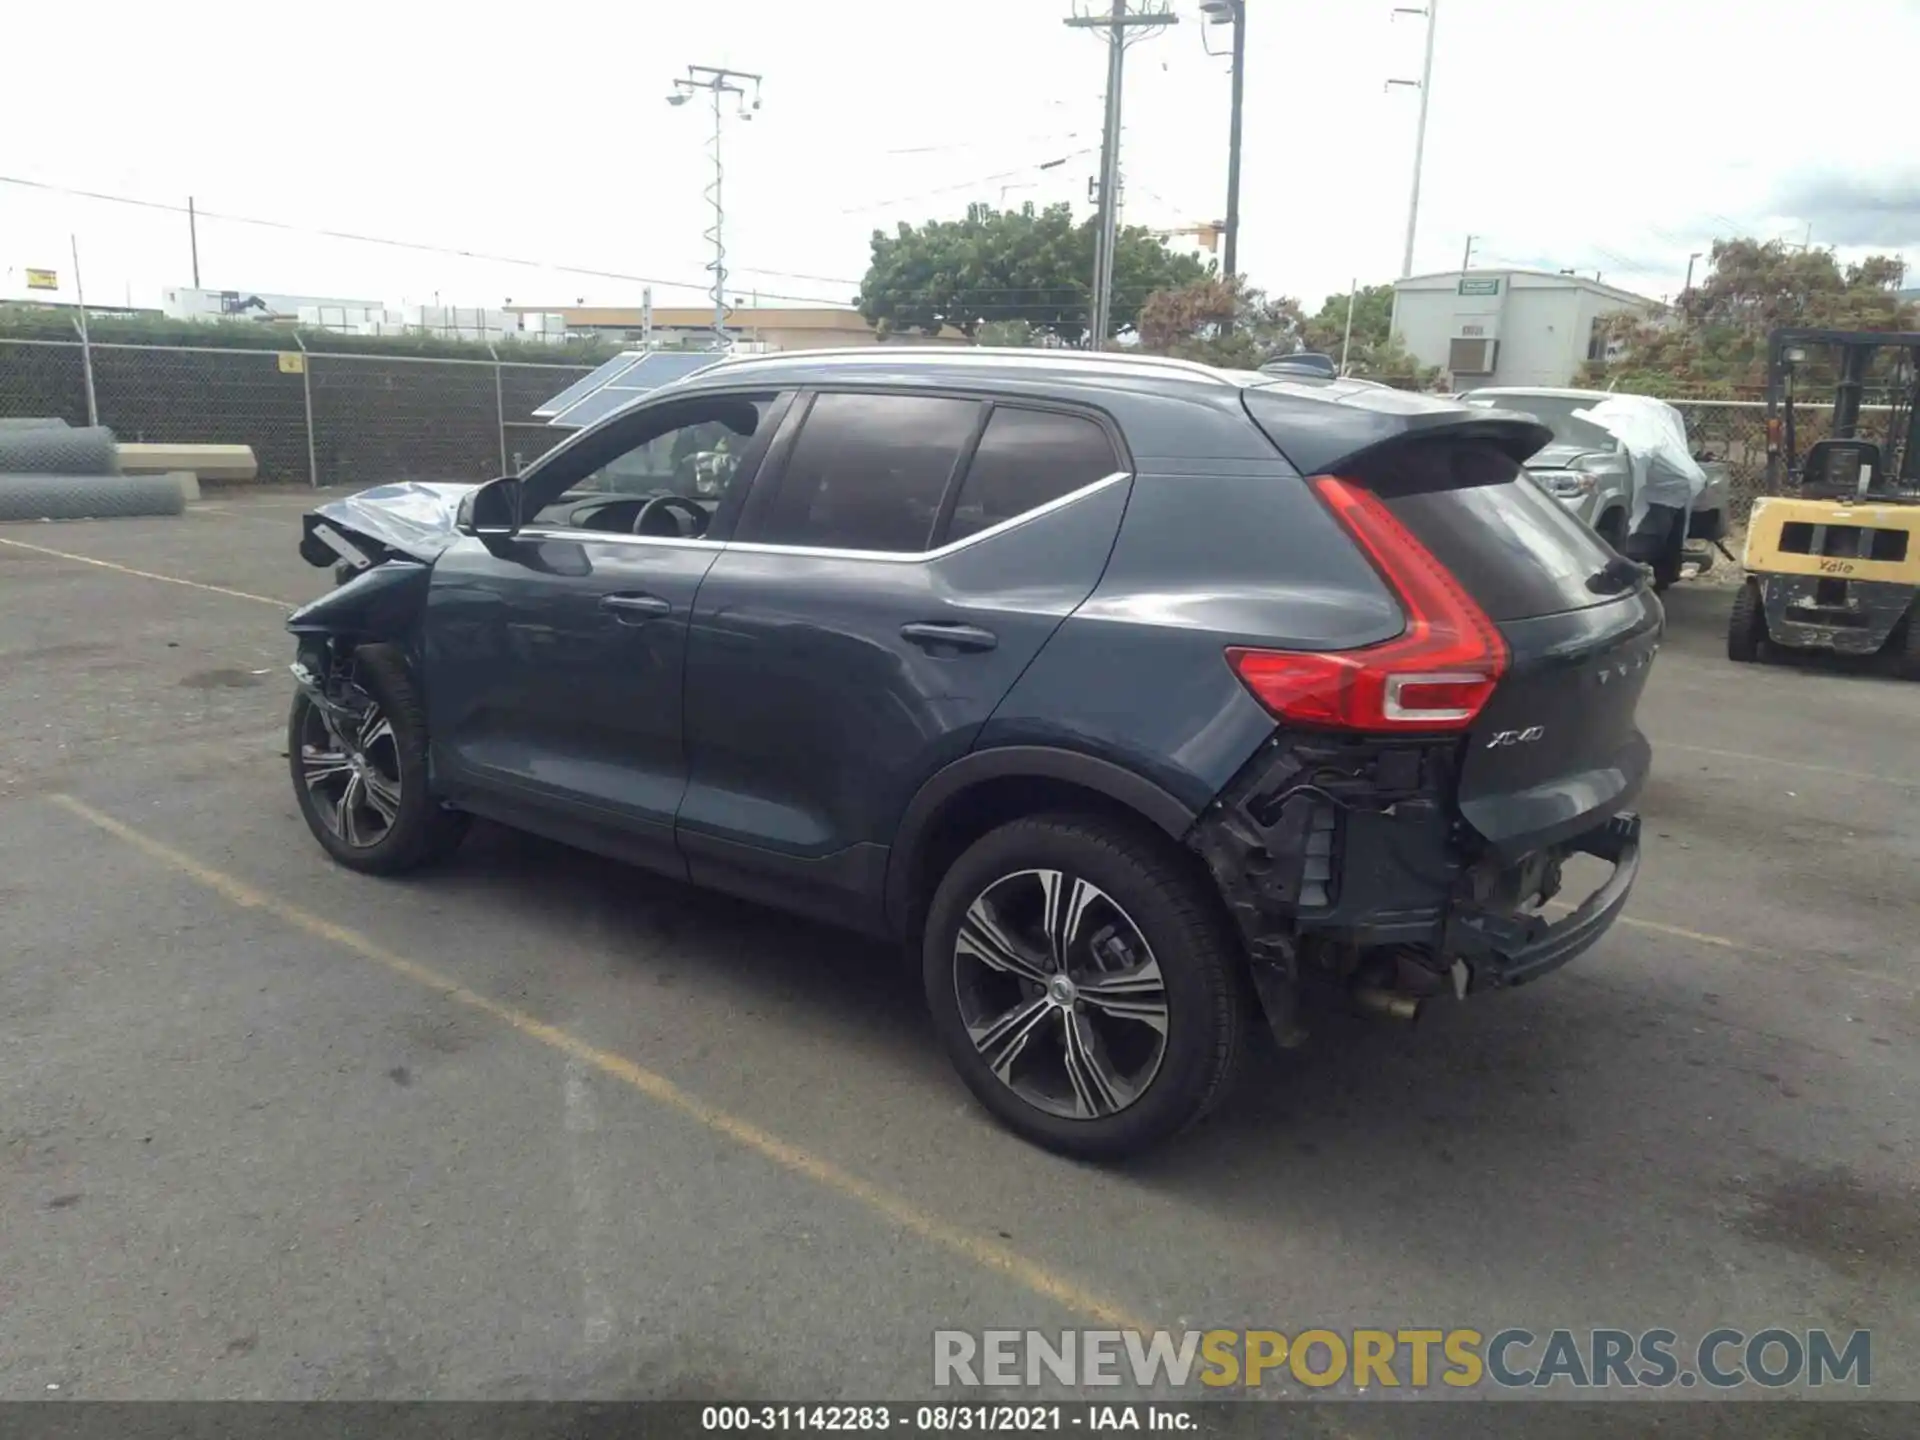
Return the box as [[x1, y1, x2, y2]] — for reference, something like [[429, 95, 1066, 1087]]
[[286, 349, 1659, 1158]]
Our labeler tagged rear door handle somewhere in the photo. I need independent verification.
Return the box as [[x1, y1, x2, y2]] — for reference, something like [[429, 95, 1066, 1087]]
[[601, 593, 672, 622], [900, 621, 997, 653]]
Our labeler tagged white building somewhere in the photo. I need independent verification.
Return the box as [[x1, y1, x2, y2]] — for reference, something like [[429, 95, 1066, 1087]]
[[1390, 270, 1657, 389], [162, 287, 382, 322]]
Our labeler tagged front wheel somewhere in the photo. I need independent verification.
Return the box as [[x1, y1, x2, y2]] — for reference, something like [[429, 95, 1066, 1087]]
[[922, 814, 1250, 1159], [1727, 581, 1768, 663], [288, 644, 467, 874]]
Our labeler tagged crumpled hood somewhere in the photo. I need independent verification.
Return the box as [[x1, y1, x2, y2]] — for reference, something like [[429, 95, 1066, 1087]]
[[309, 480, 479, 563]]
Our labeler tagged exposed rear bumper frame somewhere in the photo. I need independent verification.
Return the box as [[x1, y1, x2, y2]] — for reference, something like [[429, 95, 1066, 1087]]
[[1443, 812, 1640, 991]]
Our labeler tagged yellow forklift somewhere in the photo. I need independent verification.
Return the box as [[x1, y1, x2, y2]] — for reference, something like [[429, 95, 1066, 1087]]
[[1730, 328, 1920, 673]]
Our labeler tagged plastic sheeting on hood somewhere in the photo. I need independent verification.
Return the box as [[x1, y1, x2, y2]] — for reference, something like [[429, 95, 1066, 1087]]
[[311, 480, 479, 563], [1572, 396, 1707, 531]]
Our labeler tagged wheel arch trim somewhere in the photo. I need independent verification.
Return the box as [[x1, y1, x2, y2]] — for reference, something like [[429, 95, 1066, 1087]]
[[884, 746, 1198, 936]]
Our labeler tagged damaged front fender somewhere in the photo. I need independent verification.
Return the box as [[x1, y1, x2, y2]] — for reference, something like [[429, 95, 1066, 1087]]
[[287, 559, 432, 644]]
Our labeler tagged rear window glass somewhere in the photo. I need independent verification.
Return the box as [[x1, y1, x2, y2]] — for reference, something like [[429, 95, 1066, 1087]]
[[1355, 442, 1622, 620]]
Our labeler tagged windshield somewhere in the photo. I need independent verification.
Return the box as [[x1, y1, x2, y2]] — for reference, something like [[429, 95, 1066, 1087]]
[[1461, 393, 1620, 454]]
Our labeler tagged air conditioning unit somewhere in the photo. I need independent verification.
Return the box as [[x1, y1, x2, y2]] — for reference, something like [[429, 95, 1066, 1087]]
[[1449, 336, 1499, 375]]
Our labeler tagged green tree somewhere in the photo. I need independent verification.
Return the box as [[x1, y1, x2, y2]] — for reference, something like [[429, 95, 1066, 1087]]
[[1134, 275, 1305, 369], [855, 203, 1209, 344], [1299, 283, 1435, 384], [1581, 239, 1919, 396]]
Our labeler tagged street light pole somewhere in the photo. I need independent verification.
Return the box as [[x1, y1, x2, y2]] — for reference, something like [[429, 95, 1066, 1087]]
[[1391, 0, 1437, 279], [668, 65, 764, 352], [1222, 0, 1245, 280]]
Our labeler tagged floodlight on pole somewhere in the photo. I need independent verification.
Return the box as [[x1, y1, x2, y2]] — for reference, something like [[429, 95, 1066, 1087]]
[[668, 64, 764, 351]]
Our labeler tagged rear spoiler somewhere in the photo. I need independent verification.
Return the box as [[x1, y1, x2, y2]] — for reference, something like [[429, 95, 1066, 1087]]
[[1241, 381, 1552, 477]]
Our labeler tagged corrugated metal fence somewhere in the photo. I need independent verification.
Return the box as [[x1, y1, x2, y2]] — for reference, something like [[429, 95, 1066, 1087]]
[[0, 338, 592, 489]]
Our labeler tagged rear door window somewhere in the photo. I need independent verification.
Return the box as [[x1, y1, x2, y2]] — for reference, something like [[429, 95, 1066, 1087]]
[[752, 391, 983, 553], [1357, 442, 1623, 620], [942, 406, 1118, 543]]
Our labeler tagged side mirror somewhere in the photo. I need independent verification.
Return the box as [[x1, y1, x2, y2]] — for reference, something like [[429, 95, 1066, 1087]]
[[456, 476, 523, 538]]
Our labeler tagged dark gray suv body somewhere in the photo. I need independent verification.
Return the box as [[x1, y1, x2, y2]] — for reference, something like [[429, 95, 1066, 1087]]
[[287, 348, 1659, 1157]]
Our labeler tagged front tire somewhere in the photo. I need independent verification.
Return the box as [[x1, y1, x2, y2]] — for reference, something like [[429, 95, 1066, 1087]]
[[288, 644, 467, 874], [1727, 581, 1768, 663], [922, 813, 1249, 1160]]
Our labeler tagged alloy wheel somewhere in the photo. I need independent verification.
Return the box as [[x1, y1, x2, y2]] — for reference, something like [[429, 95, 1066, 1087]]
[[297, 691, 403, 849], [952, 868, 1170, 1120]]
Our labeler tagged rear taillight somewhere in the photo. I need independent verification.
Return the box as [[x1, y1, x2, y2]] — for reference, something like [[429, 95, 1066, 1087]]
[[1226, 474, 1509, 732]]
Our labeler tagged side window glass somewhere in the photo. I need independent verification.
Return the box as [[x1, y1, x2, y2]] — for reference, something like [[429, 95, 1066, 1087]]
[[944, 407, 1118, 543], [755, 392, 981, 553], [583, 403, 771, 501]]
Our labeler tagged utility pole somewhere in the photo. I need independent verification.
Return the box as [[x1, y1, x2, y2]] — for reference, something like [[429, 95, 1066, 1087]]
[[188, 196, 201, 289], [1460, 234, 1476, 273], [1066, 1, 1176, 348], [1683, 250, 1701, 295], [668, 65, 764, 352], [1389, 0, 1438, 279]]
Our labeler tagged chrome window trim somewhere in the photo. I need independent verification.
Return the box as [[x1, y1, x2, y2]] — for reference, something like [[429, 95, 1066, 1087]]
[[512, 469, 1131, 563]]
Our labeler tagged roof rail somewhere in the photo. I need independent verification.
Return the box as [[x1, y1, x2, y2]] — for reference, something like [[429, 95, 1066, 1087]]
[[706, 344, 1238, 384]]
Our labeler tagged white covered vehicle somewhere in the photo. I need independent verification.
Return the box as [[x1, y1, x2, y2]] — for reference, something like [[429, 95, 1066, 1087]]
[[1459, 387, 1731, 588]]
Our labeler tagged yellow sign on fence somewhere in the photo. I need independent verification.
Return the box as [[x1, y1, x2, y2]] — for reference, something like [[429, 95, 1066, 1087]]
[[277, 352, 306, 374], [25, 268, 58, 291]]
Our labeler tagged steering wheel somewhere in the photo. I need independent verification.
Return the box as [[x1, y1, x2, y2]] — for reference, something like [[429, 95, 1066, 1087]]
[[632, 493, 711, 538]]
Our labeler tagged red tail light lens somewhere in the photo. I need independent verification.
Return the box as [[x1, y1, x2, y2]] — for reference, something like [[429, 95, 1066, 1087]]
[[1226, 474, 1509, 732]]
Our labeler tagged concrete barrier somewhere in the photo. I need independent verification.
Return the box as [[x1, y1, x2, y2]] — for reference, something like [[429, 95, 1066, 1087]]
[[116, 443, 259, 482]]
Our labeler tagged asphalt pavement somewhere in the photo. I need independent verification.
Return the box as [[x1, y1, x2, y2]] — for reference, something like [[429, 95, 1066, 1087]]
[[1, 495, 1915, 1431]]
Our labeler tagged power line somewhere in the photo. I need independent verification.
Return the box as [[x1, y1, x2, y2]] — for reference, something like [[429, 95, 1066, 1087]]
[[0, 172, 1197, 317], [0, 173, 793, 303], [836, 151, 1095, 215]]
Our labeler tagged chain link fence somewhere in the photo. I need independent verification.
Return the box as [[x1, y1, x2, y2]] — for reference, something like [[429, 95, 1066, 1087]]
[[0, 338, 591, 488], [1668, 400, 1900, 520], [2, 337, 1895, 518]]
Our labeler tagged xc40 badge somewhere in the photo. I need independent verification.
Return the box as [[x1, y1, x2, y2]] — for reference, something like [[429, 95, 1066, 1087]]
[[1486, 727, 1546, 749]]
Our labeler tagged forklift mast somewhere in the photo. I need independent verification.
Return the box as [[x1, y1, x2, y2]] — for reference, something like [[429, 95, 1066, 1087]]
[[1766, 328, 1920, 489]]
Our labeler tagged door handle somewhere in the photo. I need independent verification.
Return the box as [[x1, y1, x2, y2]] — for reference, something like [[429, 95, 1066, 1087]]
[[900, 621, 998, 653], [601, 593, 672, 622]]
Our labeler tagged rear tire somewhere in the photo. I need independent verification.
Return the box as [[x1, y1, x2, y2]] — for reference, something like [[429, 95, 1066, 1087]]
[[922, 813, 1249, 1160], [288, 644, 468, 875], [1727, 581, 1768, 663]]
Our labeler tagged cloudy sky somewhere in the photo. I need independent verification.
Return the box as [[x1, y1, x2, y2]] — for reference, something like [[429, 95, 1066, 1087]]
[[3, 0, 1917, 319]]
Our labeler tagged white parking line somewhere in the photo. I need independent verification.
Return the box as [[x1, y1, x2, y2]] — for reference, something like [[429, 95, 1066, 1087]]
[[1653, 739, 1916, 789], [0, 535, 294, 608]]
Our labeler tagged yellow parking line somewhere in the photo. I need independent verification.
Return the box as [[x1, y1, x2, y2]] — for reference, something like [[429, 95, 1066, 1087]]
[[48, 792, 1151, 1334], [0, 535, 292, 608], [1571, 910, 1909, 993]]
